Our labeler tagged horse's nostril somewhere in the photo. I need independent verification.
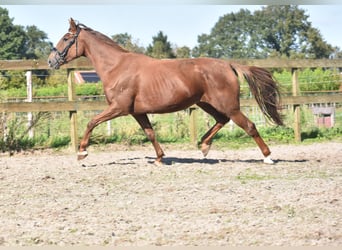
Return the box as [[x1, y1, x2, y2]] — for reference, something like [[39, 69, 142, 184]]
[[47, 59, 53, 67], [48, 61, 54, 68]]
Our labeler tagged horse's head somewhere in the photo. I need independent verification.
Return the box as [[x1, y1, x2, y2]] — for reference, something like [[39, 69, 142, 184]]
[[48, 18, 84, 69]]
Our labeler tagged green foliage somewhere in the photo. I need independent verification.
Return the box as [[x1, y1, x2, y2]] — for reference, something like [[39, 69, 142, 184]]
[[24, 25, 52, 59], [3, 87, 27, 98], [0, 118, 31, 153], [155, 112, 190, 143], [214, 126, 295, 149], [76, 83, 104, 96], [146, 31, 175, 59], [273, 68, 340, 93], [273, 69, 293, 93], [45, 70, 68, 87], [111, 33, 145, 54], [259, 126, 294, 142], [0, 70, 25, 89], [3, 83, 106, 99], [34, 85, 68, 97], [194, 5, 334, 59], [0, 7, 52, 60], [0, 70, 47, 90], [175, 46, 191, 58], [301, 127, 342, 141], [254, 5, 312, 58], [49, 136, 70, 148], [304, 27, 334, 59], [194, 9, 257, 58], [0, 112, 50, 155], [299, 68, 341, 92], [0, 8, 26, 59]]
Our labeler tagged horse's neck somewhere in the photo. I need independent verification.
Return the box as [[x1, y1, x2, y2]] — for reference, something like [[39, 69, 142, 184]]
[[82, 35, 126, 77]]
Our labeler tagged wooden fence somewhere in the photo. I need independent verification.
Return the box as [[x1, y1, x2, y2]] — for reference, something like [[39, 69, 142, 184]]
[[1, 58, 342, 151]]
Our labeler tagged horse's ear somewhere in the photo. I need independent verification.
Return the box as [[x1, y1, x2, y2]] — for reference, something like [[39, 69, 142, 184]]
[[69, 18, 77, 33]]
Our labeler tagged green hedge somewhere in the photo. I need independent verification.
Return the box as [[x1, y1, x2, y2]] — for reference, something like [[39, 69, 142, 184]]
[[2, 83, 104, 99], [273, 68, 340, 93]]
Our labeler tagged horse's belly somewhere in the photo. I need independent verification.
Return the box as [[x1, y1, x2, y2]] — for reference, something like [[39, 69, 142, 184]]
[[133, 91, 200, 114]]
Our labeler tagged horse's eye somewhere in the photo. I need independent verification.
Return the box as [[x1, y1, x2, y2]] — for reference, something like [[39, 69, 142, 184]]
[[63, 37, 69, 42]]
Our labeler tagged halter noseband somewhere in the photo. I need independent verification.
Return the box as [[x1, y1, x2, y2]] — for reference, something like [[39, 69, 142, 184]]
[[52, 26, 82, 65]]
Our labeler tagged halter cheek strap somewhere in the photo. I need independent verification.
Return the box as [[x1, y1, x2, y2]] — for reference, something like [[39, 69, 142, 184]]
[[52, 26, 81, 65]]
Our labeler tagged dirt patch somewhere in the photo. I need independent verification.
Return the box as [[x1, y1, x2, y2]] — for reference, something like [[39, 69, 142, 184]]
[[0, 141, 341, 246]]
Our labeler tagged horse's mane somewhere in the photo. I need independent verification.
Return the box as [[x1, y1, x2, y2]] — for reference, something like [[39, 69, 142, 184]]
[[78, 23, 129, 53]]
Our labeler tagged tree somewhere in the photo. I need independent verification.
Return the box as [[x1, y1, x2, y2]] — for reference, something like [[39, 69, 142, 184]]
[[194, 5, 334, 59], [111, 32, 145, 54], [146, 31, 175, 59], [0, 7, 53, 59], [0, 8, 27, 59], [24, 25, 52, 59], [175, 46, 191, 58], [0, 7, 54, 89], [330, 46, 342, 59], [193, 9, 259, 59], [303, 27, 333, 59], [254, 5, 333, 59]]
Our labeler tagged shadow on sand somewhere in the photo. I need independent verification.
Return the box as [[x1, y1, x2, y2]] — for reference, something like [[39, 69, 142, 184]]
[[145, 157, 309, 165], [81, 156, 309, 167]]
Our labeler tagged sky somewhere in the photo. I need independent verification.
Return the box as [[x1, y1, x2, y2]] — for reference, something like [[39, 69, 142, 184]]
[[2, 4, 342, 49]]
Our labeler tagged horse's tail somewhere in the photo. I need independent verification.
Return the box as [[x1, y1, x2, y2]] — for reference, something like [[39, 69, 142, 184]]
[[230, 63, 283, 126]]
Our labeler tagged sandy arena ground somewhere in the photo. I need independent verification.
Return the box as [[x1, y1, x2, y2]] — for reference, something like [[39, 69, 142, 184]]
[[0, 141, 341, 246]]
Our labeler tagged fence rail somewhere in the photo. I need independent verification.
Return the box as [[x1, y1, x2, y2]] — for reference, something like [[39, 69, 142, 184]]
[[0, 95, 341, 113], [1, 58, 342, 151], [1, 58, 342, 70]]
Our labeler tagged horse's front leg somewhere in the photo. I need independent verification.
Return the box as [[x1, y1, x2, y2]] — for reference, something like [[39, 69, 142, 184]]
[[133, 114, 165, 165], [78, 104, 124, 160], [197, 103, 229, 157], [200, 122, 226, 157]]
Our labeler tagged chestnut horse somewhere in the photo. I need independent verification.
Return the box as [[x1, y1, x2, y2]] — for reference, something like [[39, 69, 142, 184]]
[[48, 18, 283, 164]]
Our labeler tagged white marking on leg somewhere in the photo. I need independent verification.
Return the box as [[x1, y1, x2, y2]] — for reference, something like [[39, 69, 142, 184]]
[[77, 151, 88, 156], [263, 155, 274, 164]]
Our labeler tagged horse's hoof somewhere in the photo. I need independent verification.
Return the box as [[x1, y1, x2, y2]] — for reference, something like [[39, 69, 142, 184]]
[[201, 143, 211, 157], [154, 160, 163, 166], [263, 155, 274, 164], [77, 151, 88, 161]]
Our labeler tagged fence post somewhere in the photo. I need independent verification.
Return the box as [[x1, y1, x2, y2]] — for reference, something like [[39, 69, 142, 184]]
[[25, 71, 33, 138], [68, 70, 78, 152], [292, 68, 301, 142], [189, 106, 198, 145]]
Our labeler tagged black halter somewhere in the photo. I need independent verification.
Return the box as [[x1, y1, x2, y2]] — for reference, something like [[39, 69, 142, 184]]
[[52, 26, 82, 65]]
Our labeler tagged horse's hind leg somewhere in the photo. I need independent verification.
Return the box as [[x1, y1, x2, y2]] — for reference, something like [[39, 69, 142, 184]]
[[197, 102, 229, 157], [133, 114, 165, 165], [229, 110, 274, 164]]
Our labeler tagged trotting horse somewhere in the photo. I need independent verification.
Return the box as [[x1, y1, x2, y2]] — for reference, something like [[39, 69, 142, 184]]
[[48, 18, 283, 164]]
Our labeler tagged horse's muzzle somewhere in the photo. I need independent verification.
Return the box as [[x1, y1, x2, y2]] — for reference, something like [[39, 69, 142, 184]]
[[48, 58, 60, 69], [47, 49, 65, 69], [47, 52, 63, 69]]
